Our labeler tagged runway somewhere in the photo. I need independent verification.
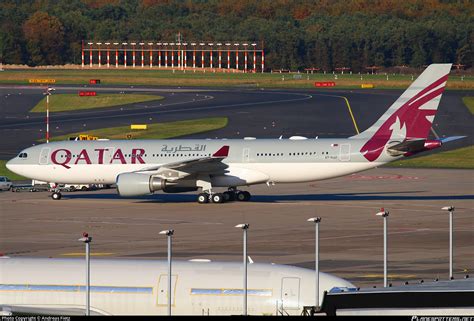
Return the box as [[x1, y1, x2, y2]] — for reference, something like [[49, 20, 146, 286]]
[[0, 85, 472, 159], [0, 167, 472, 288]]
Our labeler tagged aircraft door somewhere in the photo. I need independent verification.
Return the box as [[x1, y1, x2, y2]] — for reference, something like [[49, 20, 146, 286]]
[[339, 144, 351, 161], [281, 277, 300, 310], [39, 148, 50, 165], [242, 148, 250, 162], [156, 274, 178, 307]]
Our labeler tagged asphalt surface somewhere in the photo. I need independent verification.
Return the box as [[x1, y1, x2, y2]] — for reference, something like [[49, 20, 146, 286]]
[[0, 84, 472, 289], [0, 85, 472, 159], [0, 167, 472, 288]]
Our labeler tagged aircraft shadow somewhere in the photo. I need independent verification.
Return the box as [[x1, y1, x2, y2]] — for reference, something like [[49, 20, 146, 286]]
[[63, 191, 474, 203]]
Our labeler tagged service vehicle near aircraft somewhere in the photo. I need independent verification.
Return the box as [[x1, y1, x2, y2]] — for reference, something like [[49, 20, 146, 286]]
[[0, 176, 12, 191]]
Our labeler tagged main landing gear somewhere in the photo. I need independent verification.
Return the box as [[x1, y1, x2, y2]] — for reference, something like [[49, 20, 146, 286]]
[[51, 191, 62, 200], [197, 188, 251, 204]]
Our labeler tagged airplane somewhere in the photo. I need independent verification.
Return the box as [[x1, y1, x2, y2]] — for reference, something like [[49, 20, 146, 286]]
[[0, 257, 355, 315], [6, 64, 463, 203]]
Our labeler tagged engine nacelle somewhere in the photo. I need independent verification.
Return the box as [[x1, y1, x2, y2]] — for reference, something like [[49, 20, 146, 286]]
[[162, 186, 198, 193], [116, 173, 197, 197], [116, 173, 162, 197]]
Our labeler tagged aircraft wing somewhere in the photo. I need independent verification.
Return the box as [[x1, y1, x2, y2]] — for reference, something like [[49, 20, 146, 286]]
[[135, 145, 230, 180]]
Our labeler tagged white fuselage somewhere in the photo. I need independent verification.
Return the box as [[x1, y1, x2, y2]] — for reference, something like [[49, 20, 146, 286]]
[[0, 258, 355, 315], [6, 138, 388, 187]]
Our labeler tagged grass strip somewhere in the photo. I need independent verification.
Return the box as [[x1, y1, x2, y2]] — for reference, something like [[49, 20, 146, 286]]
[[386, 145, 474, 169], [45, 117, 228, 141], [31, 93, 164, 112], [2, 69, 472, 90], [462, 96, 474, 114]]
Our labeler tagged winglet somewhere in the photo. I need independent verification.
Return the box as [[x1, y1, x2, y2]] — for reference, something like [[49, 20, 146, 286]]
[[212, 145, 229, 158]]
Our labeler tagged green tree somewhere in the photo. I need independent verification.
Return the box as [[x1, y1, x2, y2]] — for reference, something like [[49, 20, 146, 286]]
[[22, 11, 65, 65]]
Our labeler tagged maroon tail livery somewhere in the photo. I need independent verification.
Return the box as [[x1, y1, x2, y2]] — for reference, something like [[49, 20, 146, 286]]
[[351, 64, 452, 162]]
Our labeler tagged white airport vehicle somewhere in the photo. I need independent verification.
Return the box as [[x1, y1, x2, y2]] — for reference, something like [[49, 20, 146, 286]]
[[6, 64, 464, 202], [0, 176, 12, 191], [0, 257, 355, 315], [65, 184, 92, 192]]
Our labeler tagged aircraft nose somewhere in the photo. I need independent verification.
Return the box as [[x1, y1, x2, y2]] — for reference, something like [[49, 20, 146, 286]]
[[6, 159, 16, 172]]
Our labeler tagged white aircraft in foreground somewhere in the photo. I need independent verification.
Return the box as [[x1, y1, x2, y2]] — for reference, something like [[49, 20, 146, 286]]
[[6, 64, 462, 203], [0, 257, 355, 315]]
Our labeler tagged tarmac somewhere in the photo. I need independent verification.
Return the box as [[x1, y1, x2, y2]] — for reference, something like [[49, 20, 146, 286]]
[[0, 84, 472, 288], [0, 167, 472, 288]]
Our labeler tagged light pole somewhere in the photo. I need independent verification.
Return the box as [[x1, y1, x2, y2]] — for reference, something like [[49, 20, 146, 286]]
[[376, 208, 389, 287], [159, 229, 174, 315], [235, 223, 249, 315], [43, 87, 55, 143], [307, 217, 321, 310], [442, 206, 455, 280], [78, 232, 92, 316]]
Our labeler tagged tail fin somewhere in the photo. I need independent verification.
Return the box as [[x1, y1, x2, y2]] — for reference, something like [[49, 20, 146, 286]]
[[353, 63, 452, 162]]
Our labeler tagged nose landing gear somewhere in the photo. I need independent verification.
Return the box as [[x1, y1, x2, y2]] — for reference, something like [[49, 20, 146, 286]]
[[51, 191, 62, 200]]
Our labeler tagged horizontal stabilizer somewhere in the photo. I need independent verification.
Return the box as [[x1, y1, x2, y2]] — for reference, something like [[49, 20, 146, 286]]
[[387, 139, 442, 156], [387, 139, 426, 155], [440, 136, 466, 143]]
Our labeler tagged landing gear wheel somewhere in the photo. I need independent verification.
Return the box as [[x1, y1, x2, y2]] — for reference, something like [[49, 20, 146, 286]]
[[236, 191, 251, 202], [51, 192, 62, 200], [242, 191, 251, 201], [211, 193, 224, 203], [223, 191, 235, 202], [197, 193, 209, 204]]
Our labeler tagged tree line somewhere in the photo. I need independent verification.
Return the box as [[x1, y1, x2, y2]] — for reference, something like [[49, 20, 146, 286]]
[[0, 0, 472, 71]]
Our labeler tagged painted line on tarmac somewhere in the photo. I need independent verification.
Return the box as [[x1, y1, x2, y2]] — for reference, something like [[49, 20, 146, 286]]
[[19, 218, 223, 226], [0, 91, 312, 128], [0, 85, 222, 93], [268, 201, 473, 214], [5, 94, 214, 121], [312, 93, 360, 135], [360, 274, 417, 279], [297, 228, 431, 242], [61, 252, 114, 256]]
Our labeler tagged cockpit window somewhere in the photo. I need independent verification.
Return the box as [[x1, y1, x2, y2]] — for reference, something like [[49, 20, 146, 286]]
[[19, 153, 28, 158]]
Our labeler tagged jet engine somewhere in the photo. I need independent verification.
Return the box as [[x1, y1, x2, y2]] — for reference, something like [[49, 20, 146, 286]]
[[116, 173, 197, 197]]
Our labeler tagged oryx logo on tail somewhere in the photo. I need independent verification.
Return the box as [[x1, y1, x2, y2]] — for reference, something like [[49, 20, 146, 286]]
[[353, 64, 452, 162]]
